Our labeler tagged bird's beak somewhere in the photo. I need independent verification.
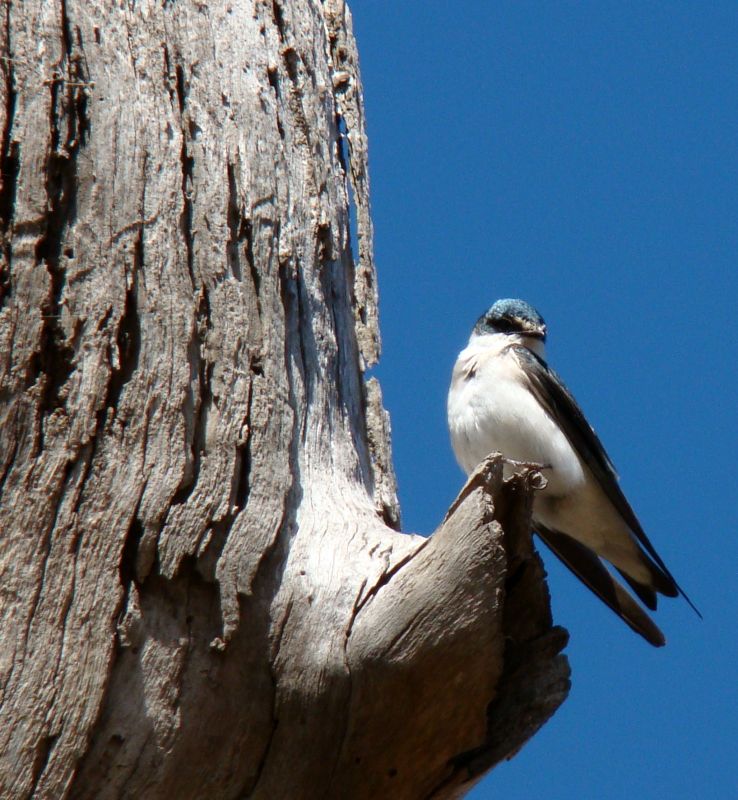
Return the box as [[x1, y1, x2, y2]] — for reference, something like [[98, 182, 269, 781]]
[[531, 325, 547, 340]]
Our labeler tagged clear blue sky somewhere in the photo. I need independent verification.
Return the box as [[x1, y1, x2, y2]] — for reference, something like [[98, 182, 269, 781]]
[[350, 2, 738, 798]]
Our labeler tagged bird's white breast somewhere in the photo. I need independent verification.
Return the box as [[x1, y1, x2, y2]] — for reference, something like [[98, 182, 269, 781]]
[[447, 333, 585, 495]]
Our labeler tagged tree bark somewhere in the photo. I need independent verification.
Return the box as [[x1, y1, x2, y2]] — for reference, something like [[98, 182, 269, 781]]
[[0, 2, 569, 798]]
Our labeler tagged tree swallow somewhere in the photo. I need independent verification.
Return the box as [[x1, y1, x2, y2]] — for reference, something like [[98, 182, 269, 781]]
[[447, 298, 697, 646]]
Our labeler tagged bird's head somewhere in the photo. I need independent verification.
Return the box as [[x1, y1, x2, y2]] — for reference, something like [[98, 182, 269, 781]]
[[472, 298, 547, 354]]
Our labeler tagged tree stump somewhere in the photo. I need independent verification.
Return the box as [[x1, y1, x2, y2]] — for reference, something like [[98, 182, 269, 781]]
[[0, 2, 569, 797]]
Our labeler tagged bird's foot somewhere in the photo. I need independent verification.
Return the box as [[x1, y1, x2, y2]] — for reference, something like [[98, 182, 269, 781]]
[[503, 458, 550, 490], [503, 458, 551, 472]]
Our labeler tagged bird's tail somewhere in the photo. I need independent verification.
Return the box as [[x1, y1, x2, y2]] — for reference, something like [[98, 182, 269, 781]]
[[537, 525, 666, 647]]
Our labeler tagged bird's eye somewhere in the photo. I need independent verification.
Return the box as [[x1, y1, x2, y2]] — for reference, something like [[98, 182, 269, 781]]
[[490, 317, 516, 334]]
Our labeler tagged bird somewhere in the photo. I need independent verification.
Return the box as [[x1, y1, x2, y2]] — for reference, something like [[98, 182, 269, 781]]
[[447, 297, 697, 646]]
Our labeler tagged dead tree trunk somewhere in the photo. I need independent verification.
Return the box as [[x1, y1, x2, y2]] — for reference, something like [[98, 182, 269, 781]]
[[0, 2, 569, 798]]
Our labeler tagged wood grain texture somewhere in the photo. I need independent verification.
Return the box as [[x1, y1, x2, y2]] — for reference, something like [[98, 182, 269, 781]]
[[0, 2, 569, 798]]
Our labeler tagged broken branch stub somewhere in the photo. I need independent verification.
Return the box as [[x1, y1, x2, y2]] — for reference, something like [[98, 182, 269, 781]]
[[330, 455, 570, 799]]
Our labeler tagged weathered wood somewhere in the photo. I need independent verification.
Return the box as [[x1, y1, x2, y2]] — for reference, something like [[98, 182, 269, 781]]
[[0, 2, 569, 798]]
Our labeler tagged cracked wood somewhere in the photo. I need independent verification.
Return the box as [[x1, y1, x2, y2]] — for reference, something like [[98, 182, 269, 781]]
[[0, 3, 569, 799]]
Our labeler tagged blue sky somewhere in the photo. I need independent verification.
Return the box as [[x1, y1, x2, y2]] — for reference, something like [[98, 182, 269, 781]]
[[349, 2, 738, 798]]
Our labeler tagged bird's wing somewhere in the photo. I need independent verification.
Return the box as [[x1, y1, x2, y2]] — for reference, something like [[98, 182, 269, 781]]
[[509, 344, 684, 600], [537, 524, 666, 646]]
